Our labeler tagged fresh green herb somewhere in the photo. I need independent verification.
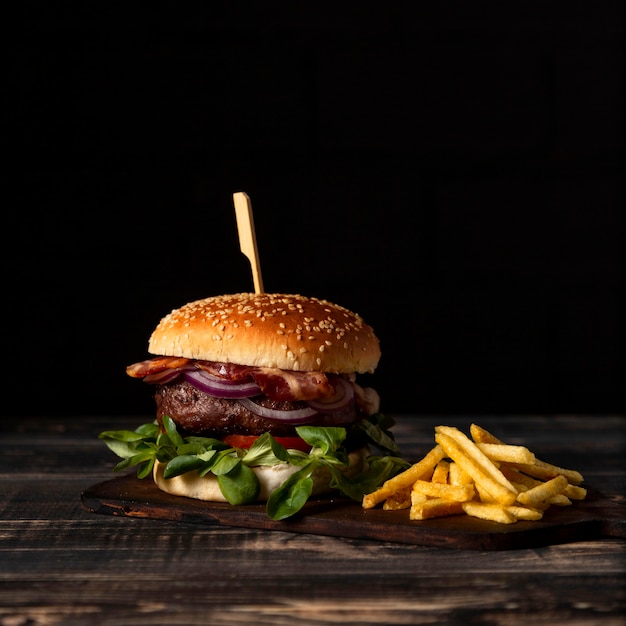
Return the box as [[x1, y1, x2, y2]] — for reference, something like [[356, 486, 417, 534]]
[[98, 414, 409, 520]]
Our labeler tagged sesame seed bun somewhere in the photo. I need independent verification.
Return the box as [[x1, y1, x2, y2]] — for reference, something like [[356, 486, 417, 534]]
[[148, 293, 381, 374]]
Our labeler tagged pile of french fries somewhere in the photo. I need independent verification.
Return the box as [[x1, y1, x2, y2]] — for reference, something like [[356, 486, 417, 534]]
[[362, 424, 587, 524]]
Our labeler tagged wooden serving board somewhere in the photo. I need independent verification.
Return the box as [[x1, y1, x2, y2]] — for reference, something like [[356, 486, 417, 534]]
[[81, 474, 626, 550]]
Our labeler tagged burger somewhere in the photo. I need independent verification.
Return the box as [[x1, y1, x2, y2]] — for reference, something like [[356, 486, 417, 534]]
[[99, 292, 406, 519]]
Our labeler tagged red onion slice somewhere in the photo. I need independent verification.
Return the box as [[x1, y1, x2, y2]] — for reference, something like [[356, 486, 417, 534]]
[[184, 370, 262, 399], [238, 398, 320, 424], [307, 376, 354, 412]]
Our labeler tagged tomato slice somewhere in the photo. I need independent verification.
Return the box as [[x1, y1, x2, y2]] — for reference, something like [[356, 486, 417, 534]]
[[223, 434, 311, 453]]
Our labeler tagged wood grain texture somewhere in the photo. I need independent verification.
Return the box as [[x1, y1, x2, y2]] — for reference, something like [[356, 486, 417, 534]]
[[81, 474, 625, 550], [1, 414, 624, 625]]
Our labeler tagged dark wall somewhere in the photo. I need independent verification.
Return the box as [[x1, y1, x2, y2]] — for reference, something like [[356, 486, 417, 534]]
[[7, 4, 624, 416]]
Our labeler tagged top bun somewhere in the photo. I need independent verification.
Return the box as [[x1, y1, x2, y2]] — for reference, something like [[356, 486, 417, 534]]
[[148, 293, 381, 374]]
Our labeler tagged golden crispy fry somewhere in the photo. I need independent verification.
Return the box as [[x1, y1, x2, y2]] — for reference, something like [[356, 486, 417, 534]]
[[411, 479, 475, 502], [470, 423, 584, 485], [546, 493, 572, 506], [362, 445, 445, 509], [431, 460, 450, 484], [516, 474, 569, 507], [410, 498, 464, 521], [470, 423, 504, 445], [501, 455, 586, 500], [362, 422, 587, 526], [508, 459, 584, 485], [382, 488, 411, 510], [501, 465, 543, 489], [474, 482, 499, 504], [462, 501, 517, 524], [448, 462, 473, 486], [564, 484, 587, 500], [435, 427, 517, 492], [410, 491, 428, 505], [506, 505, 544, 521], [476, 443, 536, 465], [434, 431, 518, 506]]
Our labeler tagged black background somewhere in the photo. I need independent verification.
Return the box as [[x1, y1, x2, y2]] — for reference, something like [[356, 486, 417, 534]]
[[7, 3, 624, 417]]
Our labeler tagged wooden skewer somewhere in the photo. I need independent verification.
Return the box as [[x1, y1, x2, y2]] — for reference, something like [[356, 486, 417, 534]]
[[233, 191, 264, 294]]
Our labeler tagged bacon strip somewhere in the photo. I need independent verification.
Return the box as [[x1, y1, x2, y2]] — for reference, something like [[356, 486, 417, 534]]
[[252, 368, 334, 401], [125, 357, 334, 402], [126, 357, 191, 378]]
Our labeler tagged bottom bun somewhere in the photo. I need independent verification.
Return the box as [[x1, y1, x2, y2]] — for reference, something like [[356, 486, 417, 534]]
[[153, 447, 370, 503]]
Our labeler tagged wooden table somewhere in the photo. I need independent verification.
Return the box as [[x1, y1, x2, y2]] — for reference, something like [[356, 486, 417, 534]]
[[1, 414, 624, 625]]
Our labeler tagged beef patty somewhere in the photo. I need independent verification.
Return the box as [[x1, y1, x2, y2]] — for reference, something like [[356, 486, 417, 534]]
[[154, 380, 363, 438]]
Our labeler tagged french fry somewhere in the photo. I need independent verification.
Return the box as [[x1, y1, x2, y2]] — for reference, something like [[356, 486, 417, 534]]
[[435, 427, 517, 492], [410, 498, 464, 521], [362, 445, 445, 509], [502, 457, 586, 499], [382, 488, 411, 510], [448, 462, 473, 486], [564, 484, 587, 500], [509, 459, 584, 485], [434, 431, 518, 506], [470, 423, 584, 485], [516, 474, 569, 507], [431, 460, 450, 484], [410, 491, 428, 505], [411, 479, 475, 502], [470, 423, 504, 444], [546, 493, 572, 507], [462, 501, 517, 524], [506, 505, 544, 521], [362, 422, 587, 526], [476, 443, 536, 465], [474, 482, 499, 504], [501, 465, 543, 489]]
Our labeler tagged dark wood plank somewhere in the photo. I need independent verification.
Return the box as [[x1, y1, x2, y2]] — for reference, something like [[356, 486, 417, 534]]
[[81, 473, 626, 550], [1, 415, 624, 625], [1, 573, 625, 626]]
